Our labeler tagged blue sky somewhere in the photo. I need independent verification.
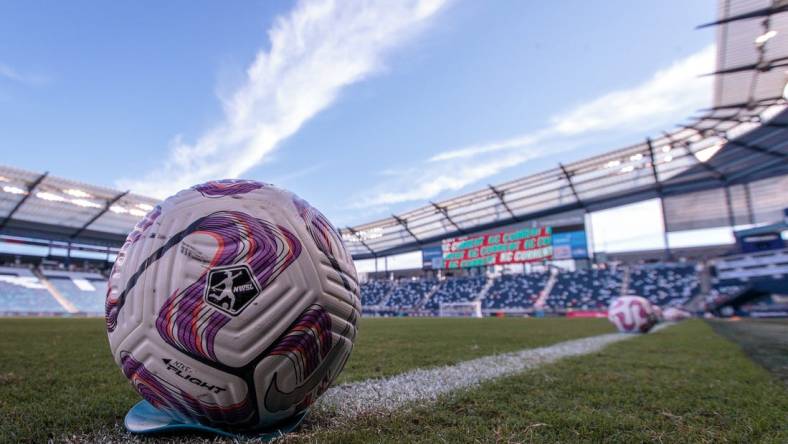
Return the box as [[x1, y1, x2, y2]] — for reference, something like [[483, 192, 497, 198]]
[[0, 0, 716, 227]]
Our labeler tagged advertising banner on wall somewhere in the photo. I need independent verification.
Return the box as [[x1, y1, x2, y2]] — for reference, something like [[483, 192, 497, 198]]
[[552, 231, 589, 260], [442, 227, 553, 269], [422, 245, 444, 270]]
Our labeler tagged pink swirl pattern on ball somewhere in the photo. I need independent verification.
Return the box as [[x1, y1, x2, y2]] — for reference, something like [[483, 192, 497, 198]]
[[609, 297, 657, 333], [193, 179, 267, 197], [292, 196, 347, 261], [105, 205, 161, 332], [269, 304, 333, 382]]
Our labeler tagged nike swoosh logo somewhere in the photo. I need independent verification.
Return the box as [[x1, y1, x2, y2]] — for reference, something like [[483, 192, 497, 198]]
[[263, 341, 347, 413]]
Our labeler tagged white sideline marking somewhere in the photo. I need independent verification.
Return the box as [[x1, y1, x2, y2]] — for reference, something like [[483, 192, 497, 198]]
[[315, 322, 675, 419]]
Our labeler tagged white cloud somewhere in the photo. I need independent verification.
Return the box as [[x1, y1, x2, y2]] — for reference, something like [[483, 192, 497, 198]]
[[0, 64, 22, 82], [0, 63, 48, 85], [268, 163, 324, 185], [428, 129, 549, 162], [119, 0, 449, 198], [354, 45, 715, 208], [353, 137, 581, 208], [550, 46, 715, 135]]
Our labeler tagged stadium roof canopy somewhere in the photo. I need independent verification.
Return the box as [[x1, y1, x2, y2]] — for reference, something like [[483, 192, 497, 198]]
[[0, 165, 158, 247], [341, 0, 788, 260]]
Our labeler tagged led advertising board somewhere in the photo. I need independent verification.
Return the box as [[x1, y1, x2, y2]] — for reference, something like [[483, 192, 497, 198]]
[[442, 227, 552, 269]]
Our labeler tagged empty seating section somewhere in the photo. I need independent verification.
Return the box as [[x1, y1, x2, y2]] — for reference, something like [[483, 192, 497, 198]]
[[363, 265, 704, 313], [629, 265, 700, 307], [425, 276, 486, 310], [483, 273, 548, 310], [547, 269, 622, 310], [0, 267, 65, 313], [359, 280, 394, 306], [0, 262, 712, 315], [46, 275, 107, 313], [385, 279, 437, 310]]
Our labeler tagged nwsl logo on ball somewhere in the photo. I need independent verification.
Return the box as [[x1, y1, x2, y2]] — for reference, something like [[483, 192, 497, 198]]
[[204, 265, 262, 316]]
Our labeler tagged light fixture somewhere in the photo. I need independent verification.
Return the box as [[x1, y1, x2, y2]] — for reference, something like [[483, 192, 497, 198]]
[[128, 208, 147, 217], [605, 160, 621, 168], [662, 146, 671, 153], [36, 191, 66, 202], [3, 185, 26, 195], [755, 30, 778, 45], [342, 233, 359, 243], [71, 198, 102, 209], [63, 188, 92, 198], [629, 153, 643, 162], [694, 141, 723, 163], [783, 77, 788, 100], [620, 165, 635, 173], [664, 155, 673, 162], [109, 205, 128, 214], [344, 227, 383, 242], [136, 203, 154, 211]]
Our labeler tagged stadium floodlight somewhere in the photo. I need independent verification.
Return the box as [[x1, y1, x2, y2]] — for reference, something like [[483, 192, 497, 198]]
[[342, 227, 383, 242], [106, 179, 359, 435], [694, 141, 723, 162], [2, 185, 26, 195], [36, 191, 66, 202], [71, 198, 101, 208], [109, 205, 128, 214], [63, 188, 92, 198], [754, 30, 777, 46]]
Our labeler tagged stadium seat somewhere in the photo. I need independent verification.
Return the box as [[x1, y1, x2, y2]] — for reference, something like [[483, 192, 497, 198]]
[[0, 267, 66, 314], [483, 273, 548, 310], [546, 269, 623, 310], [360, 280, 395, 307], [424, 276, 486, 310], [44, 272, 107, 314], [384, 279, 438, 311], [629, 264, 700, 307]]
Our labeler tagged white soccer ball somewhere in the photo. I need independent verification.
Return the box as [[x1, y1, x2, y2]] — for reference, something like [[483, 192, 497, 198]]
[[652, 304, 664, 321], [106, 179, 360, 431], [663, 306, 691, 321], [607, 295, 658, 333]]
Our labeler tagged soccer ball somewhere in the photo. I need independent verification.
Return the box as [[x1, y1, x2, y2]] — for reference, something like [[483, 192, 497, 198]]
[[663, 306, 691, 321], [651, 304, 664, 322], [105, 179, 360, 431], [607, 295, 658, 333]]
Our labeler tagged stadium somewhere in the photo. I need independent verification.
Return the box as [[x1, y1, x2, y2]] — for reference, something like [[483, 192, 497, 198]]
[[1, 0, 787, 442]]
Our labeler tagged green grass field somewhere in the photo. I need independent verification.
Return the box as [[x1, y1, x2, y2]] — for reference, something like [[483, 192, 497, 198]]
[[0, 317, 785, 443]]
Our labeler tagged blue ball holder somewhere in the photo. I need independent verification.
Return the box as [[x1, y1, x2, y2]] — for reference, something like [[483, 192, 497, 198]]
[[124, 400, 307, 440]]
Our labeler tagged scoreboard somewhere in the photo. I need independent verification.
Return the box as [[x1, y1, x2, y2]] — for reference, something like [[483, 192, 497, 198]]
[[441, 226, 553, 269]]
